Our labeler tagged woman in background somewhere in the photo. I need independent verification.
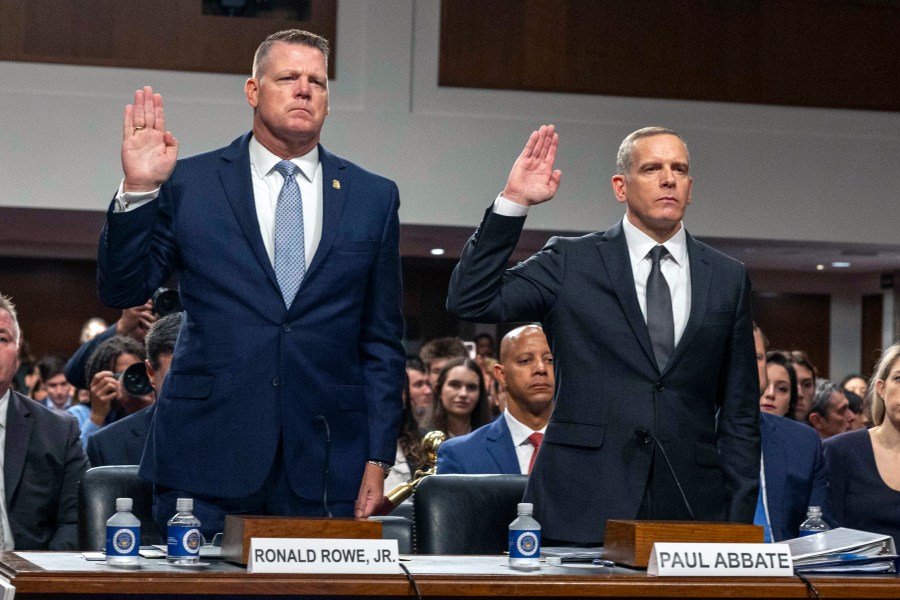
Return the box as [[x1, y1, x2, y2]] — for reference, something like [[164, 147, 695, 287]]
[[759, 351, 797, 418], [430, 357, 491, 438], [824, 343, 900, 545]]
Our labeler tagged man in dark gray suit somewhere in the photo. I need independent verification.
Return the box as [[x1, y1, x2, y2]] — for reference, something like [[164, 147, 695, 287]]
[[0, 293, 89, 550], [447, 125, 760, 544]]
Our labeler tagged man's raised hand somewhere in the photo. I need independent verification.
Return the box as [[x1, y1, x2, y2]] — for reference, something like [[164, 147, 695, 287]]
[[501, 124, 562, 207], [122, 86, 179, 192]]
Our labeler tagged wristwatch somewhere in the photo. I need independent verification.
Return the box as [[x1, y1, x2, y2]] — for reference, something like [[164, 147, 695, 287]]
[[367, 460, 392, 478]]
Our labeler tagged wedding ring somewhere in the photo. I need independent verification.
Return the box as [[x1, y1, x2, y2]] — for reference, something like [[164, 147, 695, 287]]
[[133, 126, 145, 133]]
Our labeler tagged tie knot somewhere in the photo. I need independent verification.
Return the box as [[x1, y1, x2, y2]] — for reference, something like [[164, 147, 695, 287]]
[[528, 432, 544, 449], [274, 160, 298, 179], [648, 245, 669, 265]]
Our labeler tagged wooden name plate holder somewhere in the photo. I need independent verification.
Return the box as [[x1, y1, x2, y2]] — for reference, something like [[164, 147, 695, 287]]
[[603, 520, 764, 568], [221, 516, 383, 565]]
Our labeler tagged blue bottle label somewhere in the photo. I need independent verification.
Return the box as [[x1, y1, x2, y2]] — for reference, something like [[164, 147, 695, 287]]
[[509, 529, 540, 558], [167, 525, 201, 557], [106, 525, 140, 557]]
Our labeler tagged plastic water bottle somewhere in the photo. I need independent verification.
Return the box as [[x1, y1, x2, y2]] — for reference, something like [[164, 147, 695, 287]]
[[106, 497, 141, 567], [798, 506, 829, 537], [509, 502, 541, 570], [167, 498, 202, 564]]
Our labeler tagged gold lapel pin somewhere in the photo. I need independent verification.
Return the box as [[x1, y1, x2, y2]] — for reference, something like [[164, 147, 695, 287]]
[[332, 180, 341, 189]]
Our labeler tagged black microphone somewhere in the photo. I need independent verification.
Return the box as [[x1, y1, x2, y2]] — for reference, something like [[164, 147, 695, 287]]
[[634, 426, 695, 520], [315, 415, 333, 518]]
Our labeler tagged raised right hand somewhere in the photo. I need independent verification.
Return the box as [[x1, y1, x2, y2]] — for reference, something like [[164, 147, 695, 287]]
[[122, 86, 179, 192], [501, 124, 562, 207]]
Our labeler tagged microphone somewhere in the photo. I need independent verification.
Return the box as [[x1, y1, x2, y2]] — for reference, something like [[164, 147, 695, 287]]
[[315, 415, 333, 518], [634, 427, 695, 520]]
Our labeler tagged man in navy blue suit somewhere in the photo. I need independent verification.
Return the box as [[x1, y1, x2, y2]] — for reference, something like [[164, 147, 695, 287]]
[[437, 325, 554, 474], [97, 30, 404, 539], [448, 125, 760, 544]]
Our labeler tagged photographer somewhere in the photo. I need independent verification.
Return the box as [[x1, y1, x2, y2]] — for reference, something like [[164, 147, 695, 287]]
[[73, 335, 153, 448]]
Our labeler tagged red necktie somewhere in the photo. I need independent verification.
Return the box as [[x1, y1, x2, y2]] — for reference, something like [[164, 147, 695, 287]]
[[527, 432, 544, 474]]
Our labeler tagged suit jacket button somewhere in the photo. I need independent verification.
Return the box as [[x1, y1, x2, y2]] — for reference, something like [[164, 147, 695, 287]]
[[282, 324, 291, 333], [655, 381, 664, 391], [272, 377, 280, 387]]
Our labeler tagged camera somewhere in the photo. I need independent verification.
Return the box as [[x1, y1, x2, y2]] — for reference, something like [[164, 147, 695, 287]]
[[113, 362, 154, 397], [152, 287, 182, 316]]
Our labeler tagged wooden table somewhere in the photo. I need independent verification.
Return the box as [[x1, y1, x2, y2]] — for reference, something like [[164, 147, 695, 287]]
[[1, 552, 898, 599]]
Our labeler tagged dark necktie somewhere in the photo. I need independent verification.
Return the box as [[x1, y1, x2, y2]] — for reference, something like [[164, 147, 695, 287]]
[[646, 245, 674, 370], [273, 160, 306, 307], [527, 432, 543, 474]]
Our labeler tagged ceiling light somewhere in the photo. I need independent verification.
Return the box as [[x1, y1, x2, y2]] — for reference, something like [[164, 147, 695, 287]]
[[430, 248, 445, 256], [816, 264, 825, 270], [831, 261, 851, 268]]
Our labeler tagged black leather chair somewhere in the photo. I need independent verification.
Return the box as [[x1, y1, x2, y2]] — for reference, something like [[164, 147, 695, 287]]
[[78, 465, 162, 550], [412, 474, 528, 554]]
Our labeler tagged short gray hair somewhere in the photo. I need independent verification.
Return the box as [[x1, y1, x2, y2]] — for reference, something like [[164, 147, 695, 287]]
[[809, 379, 842, 420], [616, 127, 689, 175], [252, 29, 330, 78], [0, 293, 20, 344]]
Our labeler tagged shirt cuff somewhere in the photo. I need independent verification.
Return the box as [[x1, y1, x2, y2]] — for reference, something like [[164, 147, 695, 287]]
[[492, 194, 530, 217], [114, 180, 160, 212]]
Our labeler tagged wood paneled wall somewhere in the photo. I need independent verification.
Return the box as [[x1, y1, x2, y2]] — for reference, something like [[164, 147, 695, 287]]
[[440, 0, 900, 112], [753, 291, 831, 378], [0, 0, 336, 77]]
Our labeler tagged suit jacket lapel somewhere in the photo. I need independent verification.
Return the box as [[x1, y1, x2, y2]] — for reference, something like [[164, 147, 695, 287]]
[[486, 418, 520, 474], [305, 145, 348, 282], [218, 133, 281, 295], [663, 233, 711, 375], [4, 392, 32, 503], [596, 221, 656, 369]]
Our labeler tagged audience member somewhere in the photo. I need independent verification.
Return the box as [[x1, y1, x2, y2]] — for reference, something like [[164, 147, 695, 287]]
[[36, 355, 74, 414], [759, 351, 797, 418], [843, 389, 867, 430], [0, 293, 89, 550], [438, 325, 554, 474], [786, 350, 817, 422], [808, 379, 854, 439], [474, 332, 496, 359], [87, 312, 181, 466], [12, 333, 36, 397], [824, 343, 900, 546], [77, 335, 151, 447], [419, 337, 468, 388], [79, 317, 109, 344], [841, 373, 868, 400], [384, 370, 428, 490], [430, 357, 492, 438], [405, 358, 434, 431], [752, 325, 832, 541], [65, 303, 156, 390]]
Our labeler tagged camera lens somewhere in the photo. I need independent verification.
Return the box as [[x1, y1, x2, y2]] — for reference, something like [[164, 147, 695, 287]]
[[121, 362, 153, 396], [152, 287, 182, 317]]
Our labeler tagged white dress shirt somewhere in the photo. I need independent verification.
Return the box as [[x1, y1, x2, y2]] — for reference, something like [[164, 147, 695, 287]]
[[493, 196, 691, 346], [115, 136, 324, 270], [502, 409, 547, 475]]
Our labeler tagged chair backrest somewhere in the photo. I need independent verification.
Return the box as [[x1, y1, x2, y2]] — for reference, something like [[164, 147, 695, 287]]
[[412, 474, 528, 554], [78, 465, 161, 550]]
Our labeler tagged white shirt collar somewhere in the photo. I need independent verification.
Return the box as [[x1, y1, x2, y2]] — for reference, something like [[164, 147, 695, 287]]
[[502, 409, 547, 446], [621, 214, 688, 271], [0, 388, 8, 430], [249, 136, 320, 183]]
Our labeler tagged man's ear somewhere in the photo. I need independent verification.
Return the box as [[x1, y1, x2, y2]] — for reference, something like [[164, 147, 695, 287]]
[[807, 412, 822, 430]]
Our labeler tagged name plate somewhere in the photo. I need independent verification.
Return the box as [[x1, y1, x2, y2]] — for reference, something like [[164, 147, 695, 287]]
[[247, 538, 399, 574], [648, 543, 793, 576]]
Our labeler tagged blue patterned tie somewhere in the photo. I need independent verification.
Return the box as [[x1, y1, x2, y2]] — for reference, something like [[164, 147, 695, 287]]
[[274, 160, 306, 306]]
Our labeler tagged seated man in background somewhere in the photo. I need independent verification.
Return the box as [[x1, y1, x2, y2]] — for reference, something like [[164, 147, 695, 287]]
[[36, 355, 73, 414], [437, 325, 554, 474], [87, 312, 181, 466], [808, 380, 855, 439], [0, 293, 89, 550], [77, 335, 153, 447], [405, 358, 434, 431], [752, 324, 832, 541]]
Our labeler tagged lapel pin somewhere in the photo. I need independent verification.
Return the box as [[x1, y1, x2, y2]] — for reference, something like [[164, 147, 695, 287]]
[[332, 179, 341, 189]]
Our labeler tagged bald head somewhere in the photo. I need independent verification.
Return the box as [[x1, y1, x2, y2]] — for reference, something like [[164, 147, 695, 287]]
[[495, 325, 554, 429]]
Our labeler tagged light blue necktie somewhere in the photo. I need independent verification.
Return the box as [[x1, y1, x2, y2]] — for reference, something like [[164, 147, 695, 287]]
[[273, 160, 306, 306]]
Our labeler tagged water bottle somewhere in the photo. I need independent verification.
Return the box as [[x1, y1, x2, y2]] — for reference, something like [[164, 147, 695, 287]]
[[509, 502, 541, 570], [798, 506, 829, 537], [106, 497, 141, 567], [167, 498, 202, 564]]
